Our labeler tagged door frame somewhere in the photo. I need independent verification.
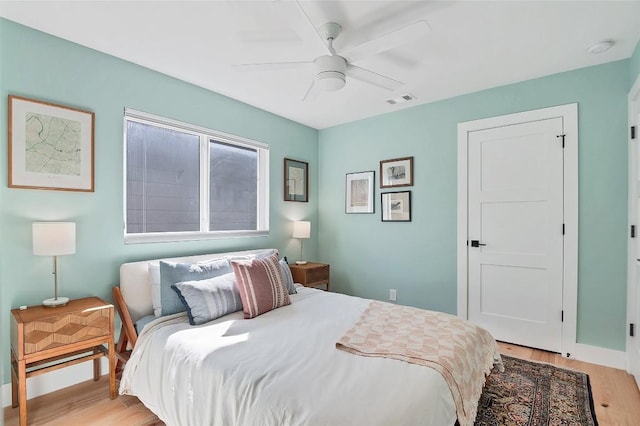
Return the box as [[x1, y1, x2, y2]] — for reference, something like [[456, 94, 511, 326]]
[[457, 103, 578, 357], [627, 73, 640, 385]]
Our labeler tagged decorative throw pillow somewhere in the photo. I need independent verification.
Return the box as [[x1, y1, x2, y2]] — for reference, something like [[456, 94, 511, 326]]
[[279, 258, 297, 295], [254, 248, 278, 259], [225, 248, 278, 263], [231, 253, 291, 319], [159, 258, 232, 317], [172, 273, 243, 325]]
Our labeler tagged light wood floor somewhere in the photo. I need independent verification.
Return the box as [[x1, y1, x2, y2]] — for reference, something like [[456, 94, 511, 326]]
[[4, 342, 640, 425]]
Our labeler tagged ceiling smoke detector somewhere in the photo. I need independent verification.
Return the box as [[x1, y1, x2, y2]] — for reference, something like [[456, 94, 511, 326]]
[[588, 40, 614, 54]]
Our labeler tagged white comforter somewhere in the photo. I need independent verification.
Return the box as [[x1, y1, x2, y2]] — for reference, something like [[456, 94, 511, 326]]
[[120, 287, 457, 425]]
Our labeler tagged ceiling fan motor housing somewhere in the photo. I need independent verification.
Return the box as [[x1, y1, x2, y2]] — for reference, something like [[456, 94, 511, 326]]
[[314, 55, 347, 91]]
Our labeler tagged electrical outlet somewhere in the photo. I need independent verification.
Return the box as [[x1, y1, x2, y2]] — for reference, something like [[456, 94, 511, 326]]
[[389, 289, 397, 302]]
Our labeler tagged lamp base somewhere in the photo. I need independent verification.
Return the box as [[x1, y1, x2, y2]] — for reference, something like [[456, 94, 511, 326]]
[[296, 260, 308, 265], [43, 297, 69, 307]]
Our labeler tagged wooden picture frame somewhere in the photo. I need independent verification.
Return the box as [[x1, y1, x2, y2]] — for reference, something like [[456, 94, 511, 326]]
[[345, 171, 374, 214], [8, 95, 95, 192], [381, 191, 411, 222], [380, 156, 413, 188], [284, 157, 308, 202]]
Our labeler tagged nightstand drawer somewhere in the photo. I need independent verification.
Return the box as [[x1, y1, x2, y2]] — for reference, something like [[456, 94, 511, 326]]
[[22, 308, 111, 355], [12, 298, 113, 359], [305, 266, 329, 283]]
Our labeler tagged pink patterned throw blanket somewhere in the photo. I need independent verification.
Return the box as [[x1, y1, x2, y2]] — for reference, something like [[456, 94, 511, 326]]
[[336, 301, 503, 426]]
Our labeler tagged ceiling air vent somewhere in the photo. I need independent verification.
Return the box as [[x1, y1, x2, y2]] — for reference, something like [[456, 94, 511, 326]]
[[386, 94, 416, 105]]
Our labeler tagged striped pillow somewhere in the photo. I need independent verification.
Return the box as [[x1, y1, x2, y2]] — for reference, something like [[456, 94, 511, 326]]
[[231, 253, 291, 319], [171, 273, 243, 325]]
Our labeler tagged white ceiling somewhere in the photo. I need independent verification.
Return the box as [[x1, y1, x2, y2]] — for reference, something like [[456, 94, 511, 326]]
[[1, 1, 639, 129]]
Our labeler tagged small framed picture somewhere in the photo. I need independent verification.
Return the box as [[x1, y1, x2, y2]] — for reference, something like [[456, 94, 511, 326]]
[[345, 171, 374, 214], [380, 156, 413, 188], [8, 95, 95, 192], [381, 191, 411, 222], [284, 158, 308, 202]]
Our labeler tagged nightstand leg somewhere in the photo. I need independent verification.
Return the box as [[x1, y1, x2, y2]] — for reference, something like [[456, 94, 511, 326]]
[[108, 338, 116, 399], [93, 348, 100, 381], [10, 351, 18, 408], [17, 359, 27, 426]]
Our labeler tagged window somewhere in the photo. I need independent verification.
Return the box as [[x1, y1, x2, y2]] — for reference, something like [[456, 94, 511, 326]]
[[124, 109, 269, 243]]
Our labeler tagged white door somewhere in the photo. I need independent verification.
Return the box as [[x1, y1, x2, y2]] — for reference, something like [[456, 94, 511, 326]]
[[633, 119, 640, 385], [467, 117, 564, 353]]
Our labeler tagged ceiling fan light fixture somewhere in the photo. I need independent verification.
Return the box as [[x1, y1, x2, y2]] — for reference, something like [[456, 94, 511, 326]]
[[316, 71, 346, 91], [314, 55, 347, 91]]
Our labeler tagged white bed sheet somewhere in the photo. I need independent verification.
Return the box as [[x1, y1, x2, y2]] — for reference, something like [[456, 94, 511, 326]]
[[120, 287, 457, 425]]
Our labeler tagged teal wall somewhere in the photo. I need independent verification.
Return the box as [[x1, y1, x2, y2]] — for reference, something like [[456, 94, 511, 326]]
[[0, 19, 319, 385], [318, 60, 630, 351], [631, 40, 640, 88]]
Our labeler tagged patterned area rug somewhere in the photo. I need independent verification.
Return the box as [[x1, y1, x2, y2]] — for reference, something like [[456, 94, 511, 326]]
[[475, 355, 598, 426]]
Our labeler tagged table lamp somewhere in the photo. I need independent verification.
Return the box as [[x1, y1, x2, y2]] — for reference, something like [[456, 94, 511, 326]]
[[292, 221, 311, 265], [32, 222, 76, 307]]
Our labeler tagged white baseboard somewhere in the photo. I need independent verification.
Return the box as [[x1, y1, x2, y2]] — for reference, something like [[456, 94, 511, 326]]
[[571, 343, 627, 370], [2, 358, 110, 408]]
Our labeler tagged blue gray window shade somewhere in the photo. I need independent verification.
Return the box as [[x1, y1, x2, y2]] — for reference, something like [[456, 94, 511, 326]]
[[126, 121, 200, 233], [210, 140, 257, 231], [124, 109, 269, 243]]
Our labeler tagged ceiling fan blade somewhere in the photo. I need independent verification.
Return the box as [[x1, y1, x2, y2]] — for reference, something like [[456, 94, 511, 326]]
[[346, 64, 403, 91], [344, 20, 430, 63], [302, 79, 320, 102], [233, 61, 311, 72], [275, 0, 332, 56]]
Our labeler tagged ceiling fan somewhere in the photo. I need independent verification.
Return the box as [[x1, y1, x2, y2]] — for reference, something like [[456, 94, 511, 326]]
[[234, 2, 430, 101]]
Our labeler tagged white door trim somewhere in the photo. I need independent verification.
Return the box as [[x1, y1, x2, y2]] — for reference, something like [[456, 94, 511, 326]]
[[457, 103, 578, 358], [627, 73, 640, 385]]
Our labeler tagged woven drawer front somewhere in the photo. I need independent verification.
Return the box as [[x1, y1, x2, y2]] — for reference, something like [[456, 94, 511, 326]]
[[23, 309, 110, 354]]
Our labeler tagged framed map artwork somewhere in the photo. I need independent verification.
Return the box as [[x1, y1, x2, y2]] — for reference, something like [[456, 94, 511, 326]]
[[8, 95, 95, 192]]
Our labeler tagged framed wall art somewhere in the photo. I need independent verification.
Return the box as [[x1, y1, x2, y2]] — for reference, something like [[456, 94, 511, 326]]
[[381, 191, 411, 222], [380, 156, 413, 188], [345, 171, 374, 214], [284, 157, 308, 202], [8, 95, 95, 192]]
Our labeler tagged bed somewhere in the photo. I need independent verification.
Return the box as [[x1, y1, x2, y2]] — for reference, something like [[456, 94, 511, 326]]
[[117, 248, 502, 426]]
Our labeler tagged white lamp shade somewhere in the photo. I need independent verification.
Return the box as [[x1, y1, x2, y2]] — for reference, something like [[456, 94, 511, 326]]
[[292, 221, 311, 239], [33, 222, 76, 256]]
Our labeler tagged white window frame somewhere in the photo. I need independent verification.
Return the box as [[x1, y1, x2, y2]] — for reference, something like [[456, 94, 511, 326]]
[[123, 108, 269, 244]]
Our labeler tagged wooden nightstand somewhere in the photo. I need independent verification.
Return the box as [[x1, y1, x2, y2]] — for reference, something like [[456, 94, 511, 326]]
[[289, 262, 330, 291], [10, 297, 116, 426]]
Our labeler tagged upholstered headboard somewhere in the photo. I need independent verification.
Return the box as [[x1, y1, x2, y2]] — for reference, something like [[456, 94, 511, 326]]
[[119, 248, 276, 323]]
